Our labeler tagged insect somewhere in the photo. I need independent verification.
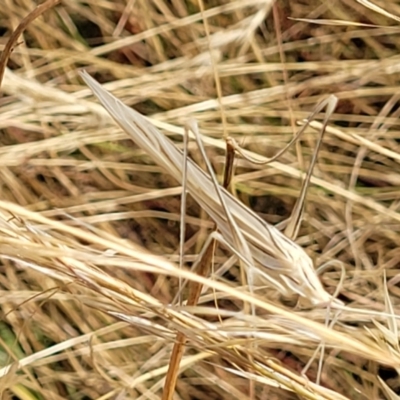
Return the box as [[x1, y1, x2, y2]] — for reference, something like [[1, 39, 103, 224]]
[[80, 70, 338, 308]]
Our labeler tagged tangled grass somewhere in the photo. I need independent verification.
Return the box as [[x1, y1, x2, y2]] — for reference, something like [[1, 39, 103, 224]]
[[1, 1, 400, 399]]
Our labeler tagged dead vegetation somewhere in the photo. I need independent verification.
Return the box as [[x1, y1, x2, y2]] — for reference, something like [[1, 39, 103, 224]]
[[1, 1, 400, 399]]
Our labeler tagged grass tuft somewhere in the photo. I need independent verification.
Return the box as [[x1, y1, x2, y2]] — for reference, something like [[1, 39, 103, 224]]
[[1, 1, 400, 399]]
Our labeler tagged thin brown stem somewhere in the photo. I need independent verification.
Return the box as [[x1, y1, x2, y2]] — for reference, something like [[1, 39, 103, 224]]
[[161, 240, 215, 400], [162, 130, 236, 400], [223, 138, 236, 192], [0, 0, 61, 92]]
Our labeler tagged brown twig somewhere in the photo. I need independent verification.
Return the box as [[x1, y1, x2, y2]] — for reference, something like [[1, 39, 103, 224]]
[[161, 240, 215, 400], [0, 0, 61, 92], [162, 132, 236, 400]]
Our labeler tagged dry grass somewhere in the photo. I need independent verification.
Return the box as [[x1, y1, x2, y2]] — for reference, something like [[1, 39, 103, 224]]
[[1, 1, 400, 399]]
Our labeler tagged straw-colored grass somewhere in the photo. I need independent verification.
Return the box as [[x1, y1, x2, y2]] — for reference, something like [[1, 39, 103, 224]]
[[1, 1, 400, 399]]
